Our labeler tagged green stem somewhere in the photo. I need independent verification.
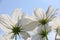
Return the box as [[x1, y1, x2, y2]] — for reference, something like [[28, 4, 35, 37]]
[[46, 35, 48, 40], [55, 33, 57, 40], [44, 25, 48, 40], [55, 28, 58, 40], [15, 35, 17, 40]]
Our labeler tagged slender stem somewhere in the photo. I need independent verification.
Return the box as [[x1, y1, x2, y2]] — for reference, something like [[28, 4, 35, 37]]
[[55, 33, 57, 40], [44, 25, 48, 40], [46, 35, 48, 40], [55, 28, 58, 40], [15, 35, 17, 40]]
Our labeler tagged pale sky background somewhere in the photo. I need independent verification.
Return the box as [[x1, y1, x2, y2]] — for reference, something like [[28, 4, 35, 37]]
[[0, 0, 60, 40]]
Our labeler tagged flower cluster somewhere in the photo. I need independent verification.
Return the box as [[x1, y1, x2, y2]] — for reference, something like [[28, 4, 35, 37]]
[[0, 5, 60, 40]]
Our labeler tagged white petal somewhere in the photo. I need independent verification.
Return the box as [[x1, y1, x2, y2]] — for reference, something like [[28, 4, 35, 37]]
[[49, 9, 59, 21], [16, 14, 36, 28], [53, 9, 59, 16], [45, 24, 52, 32], [31, 34, 45, 40], [32, 24, 51, 35], [46, 5, 53, 17], [1, 14, 13, 28], [0, 35, 12, 40], [4, 35, 13, 40], [34, 8, 45, 20], [21, 13, 28, 19], [49, 17, 60, 29], [20, 31, 30, 40], [4, 33, 14, 39], [0, 24, 12, 33], [48, 15, 56, 22], [26, 38, 31, 40], [33, 25, 45, 34], [22, 21, 40, 31], [20, 13, 36, 25], [0, 36, 6, 40], [12, 8, 22, 24], [20, 16, 36, 26]]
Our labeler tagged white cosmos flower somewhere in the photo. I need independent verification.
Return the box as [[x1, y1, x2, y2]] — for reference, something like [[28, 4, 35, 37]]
[[50, 17, 60, 34], [33, 5, 59, 26], [0, 8, 34, 40], [30, 25, 51, 40], [50, 17, 60, 40], [28, 5, 59, 40]]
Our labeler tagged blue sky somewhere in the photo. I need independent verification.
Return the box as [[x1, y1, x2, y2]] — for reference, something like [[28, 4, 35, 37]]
[[0, 0, 60, 40]]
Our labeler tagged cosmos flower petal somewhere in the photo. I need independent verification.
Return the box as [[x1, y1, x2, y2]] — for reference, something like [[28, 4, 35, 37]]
[[34, 8, 45, 20], [48, 15, 56, 22], [53, 9, 59, 16], [45, 24, 52, 32], [0, 14, 13, 28], [31, 34, 45, 40], [21, 13, 28, 19], [0, 23, 12, 33], [26, 38, 31, 40], [49, 9, 59, 20], [4, 33, 14, 39], [22, 21, 40, 31], [20, 14, 32, 25], [0, 36, 6, 40], [20, 13, 36, 26], [49, 17, 60, 29], [46, 5, 53, 17], [12, 8, 22, 24], [20, 31, 30, 40], [33, 25, 44, 34], [0, 35, 12, 40]]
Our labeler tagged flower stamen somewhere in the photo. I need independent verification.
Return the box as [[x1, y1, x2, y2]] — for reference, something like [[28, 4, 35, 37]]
[[12, 25, 23, 35], [39, 18, 49, 25]]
